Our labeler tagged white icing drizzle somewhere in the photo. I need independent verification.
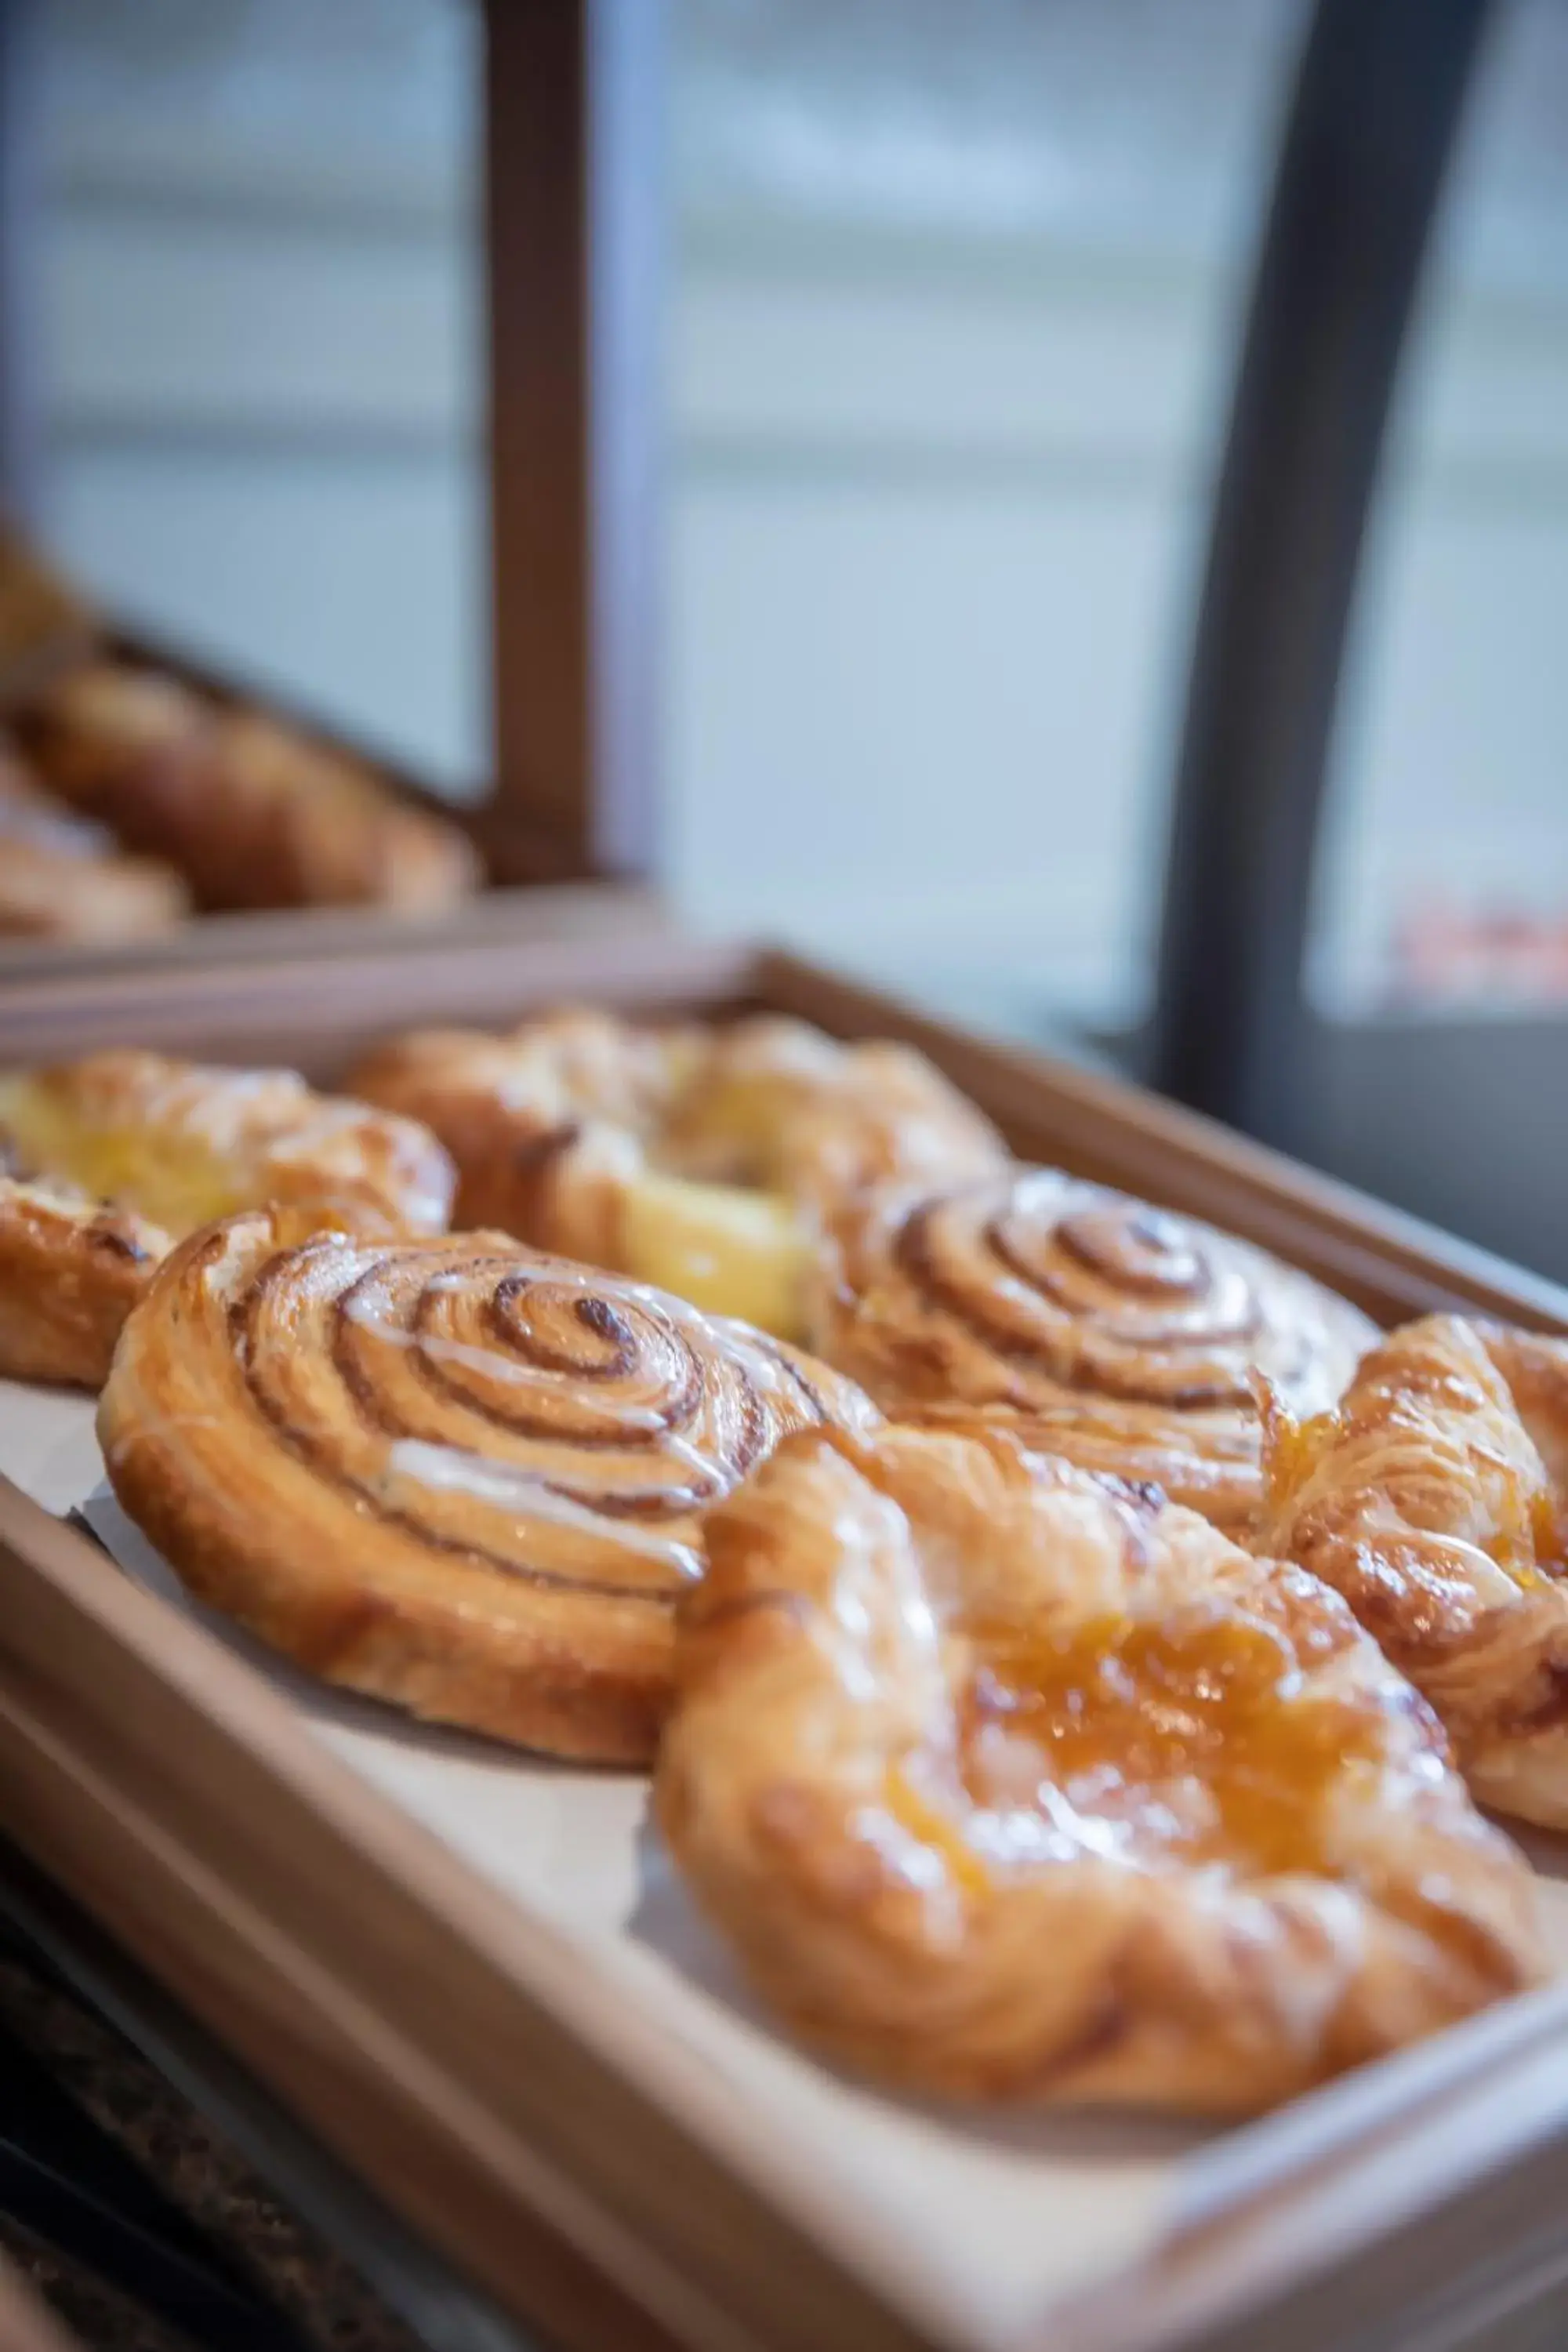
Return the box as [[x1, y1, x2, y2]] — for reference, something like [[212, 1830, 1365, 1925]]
[[662, 1428, 724, 1484], [383, 1438, 702, 1579]]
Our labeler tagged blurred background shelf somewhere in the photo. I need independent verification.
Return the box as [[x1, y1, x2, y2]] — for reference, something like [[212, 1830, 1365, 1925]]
[[4, 0, 1566, 1233], [10, 0, 1568, 1034]]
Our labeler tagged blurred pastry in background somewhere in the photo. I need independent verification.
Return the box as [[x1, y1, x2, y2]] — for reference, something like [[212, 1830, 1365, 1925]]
[[16, 661, 480, 913], [0, 730, 190, 942]]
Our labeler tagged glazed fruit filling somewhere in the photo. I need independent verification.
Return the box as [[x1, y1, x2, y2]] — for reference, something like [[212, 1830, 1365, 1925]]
[[0, 1081, 241, 1236], [883, 1600, 1372, 1883]]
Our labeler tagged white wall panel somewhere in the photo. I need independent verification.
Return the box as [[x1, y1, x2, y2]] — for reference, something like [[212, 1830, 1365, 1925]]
[[667, 472, 1196, 1010], [45, 209, 475, 434], [674, 254, 1223, 468]]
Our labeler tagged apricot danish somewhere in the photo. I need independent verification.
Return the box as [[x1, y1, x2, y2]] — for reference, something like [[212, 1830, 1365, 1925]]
[[657, 1422, 1542, 2112]]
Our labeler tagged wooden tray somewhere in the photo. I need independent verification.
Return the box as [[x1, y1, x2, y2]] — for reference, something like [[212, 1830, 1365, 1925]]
[[0, 877, 666, 988], [2, 935, 1568, 2352]]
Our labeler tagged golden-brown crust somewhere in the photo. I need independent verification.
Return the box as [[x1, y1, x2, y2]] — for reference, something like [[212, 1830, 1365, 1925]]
[[350, 1007, 1008, 1257], [1256, 1315, 1568, 1828], [0, 1176, 169, 1385], [811, 1168, 1378, 1533], [657, 1422, 1543, 2113], [214, 711, 481, 911], [0, 732, 190, 941], [16, 662, 477, 913], [350, 1007, 702, 1252], [0, 838, 190, 942], [99, 1212, 880, 1759]]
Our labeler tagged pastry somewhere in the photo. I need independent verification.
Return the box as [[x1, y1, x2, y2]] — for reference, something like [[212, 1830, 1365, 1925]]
[[1257, 1315, 1568, 1829], [0, 836, 191, 944], [657, 1421, 1542, 2113], [16, 661, 479, 913], [0, 1051, 455, 1384], [0, 734, 189, 942], [0, 1176, 169, 1386], [0, 1051, 455, 1239], [99, 1214, 879, 1759], [812, 1167, 1378, 1532], [351, 1008, 1007, 1341]]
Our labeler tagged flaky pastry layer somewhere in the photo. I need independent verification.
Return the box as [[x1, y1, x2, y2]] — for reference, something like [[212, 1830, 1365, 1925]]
[[0, 1050, 455, 1239], [0, 1176, 169, 1385], [1258, 1314, 1568, 1828]]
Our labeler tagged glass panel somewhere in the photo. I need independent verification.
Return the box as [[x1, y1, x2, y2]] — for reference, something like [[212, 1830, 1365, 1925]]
[[1298, 0, 1568, 1278], [1309, 0, 1568, 1022], [666, 0, 1308, 1036]]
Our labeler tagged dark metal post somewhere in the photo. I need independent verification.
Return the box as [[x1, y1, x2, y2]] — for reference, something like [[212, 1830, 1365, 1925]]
[[0, 0, 45, 522], [482, 0, 665, 882], [1146, 0, 1493, 1144]]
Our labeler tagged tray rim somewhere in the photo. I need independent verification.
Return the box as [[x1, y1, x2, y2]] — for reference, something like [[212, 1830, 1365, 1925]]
[[2, 937, 1568, 2352], [0, 583, 619, 983], [8, 931, 1560, 1328], [0, 881, 665, 988]]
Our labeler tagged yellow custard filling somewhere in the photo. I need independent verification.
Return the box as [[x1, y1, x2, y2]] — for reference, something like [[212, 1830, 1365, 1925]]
[[618, 1169, 812, 1340], [0, 1080, 242, 1236]]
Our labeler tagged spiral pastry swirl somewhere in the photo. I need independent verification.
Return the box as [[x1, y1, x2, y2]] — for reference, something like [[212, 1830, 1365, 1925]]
[[812, 1169, 1377, 1531], [100, 1209, 876, 1759]]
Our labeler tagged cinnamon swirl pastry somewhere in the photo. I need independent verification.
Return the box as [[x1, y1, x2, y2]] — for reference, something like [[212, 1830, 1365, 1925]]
[[16, 662, 478, 913], [658, 1422, 1542, 2113], [351, 1008, 1007, 1341], [0, 1052, 454, 1385], [100, 1214, 878, 1759], [812, 1169, 1377, 1532], [1258, 1316, 1568, 1830]]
